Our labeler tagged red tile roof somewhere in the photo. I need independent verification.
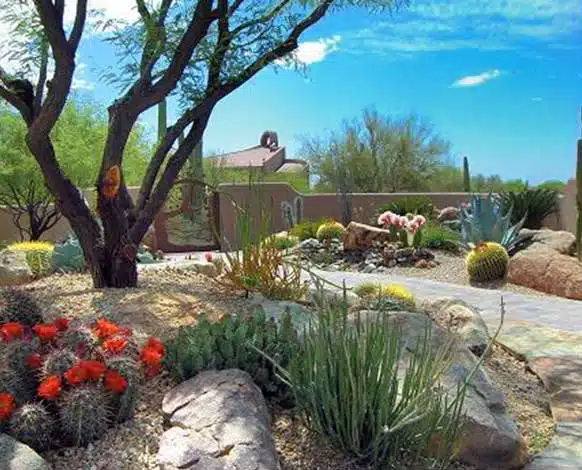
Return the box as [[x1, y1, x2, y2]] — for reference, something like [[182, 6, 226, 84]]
[[211, 146, 284, 168]]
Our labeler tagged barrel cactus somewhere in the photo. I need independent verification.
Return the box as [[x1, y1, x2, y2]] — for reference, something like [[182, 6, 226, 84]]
[[9, 403, 55, 451], [316, 221, 346, 242], [42, 349, 78, 378], [466, 242, 509, 282], [0, 289, 43, 326], [59, 384, 111, 446], [0, 368, 34, 405], [59, 326, 99, 355]]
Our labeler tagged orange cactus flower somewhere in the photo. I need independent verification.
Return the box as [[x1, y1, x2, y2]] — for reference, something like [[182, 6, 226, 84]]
[[0, 393, 15, 421], [140, 347, 163, 367], [94, 319, 121, 340], [38, 376, 62, 400], [64, 365, 88, 386], [104, 370, 128, 394], [33, 324, 59, 342], [53, 318, 70, 332], [26, 353, 43, 369], [78, 360, 106, 380], [103, 337, 128, 354], [101, 165, 121, 199], [0, 322, 24, 342], [145, 337, 165, 356]]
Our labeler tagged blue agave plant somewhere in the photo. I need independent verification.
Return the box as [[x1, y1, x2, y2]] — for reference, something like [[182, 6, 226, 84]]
[[459, 194, 526, 251]]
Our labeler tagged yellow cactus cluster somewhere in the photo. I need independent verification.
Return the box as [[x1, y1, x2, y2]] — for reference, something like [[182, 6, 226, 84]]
[[316, 221, 346, 242], [353, 282, 415, 306], [8, 241, 55, 253], [465, 242, 509, 282]]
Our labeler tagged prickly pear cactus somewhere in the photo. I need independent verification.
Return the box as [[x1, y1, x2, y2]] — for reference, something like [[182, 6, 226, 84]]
[[59, 384, 111, 446], [9, 403, 55, 451]]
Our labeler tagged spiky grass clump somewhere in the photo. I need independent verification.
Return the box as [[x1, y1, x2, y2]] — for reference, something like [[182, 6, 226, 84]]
[[316, 221, 346, 242], [42, 349, 78, 378], [353, 282, 381, 298], [0, 289, 43, 326], [59, 384, 111, 447], [9, 403, 55, 451], [466, 242, 509, 283]]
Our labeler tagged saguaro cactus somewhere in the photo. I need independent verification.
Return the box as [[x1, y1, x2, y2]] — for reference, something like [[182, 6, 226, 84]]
[[576, 111, 582, 260], [463, 156, 471, 193]]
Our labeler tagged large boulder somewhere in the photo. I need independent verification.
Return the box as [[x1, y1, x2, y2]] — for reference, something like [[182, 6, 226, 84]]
[[519, 229, 576, 255], [420, 297, 490, 357], [0, 434, 50, 470], [508, 248, 582, 300], [158, 369, 280, 470], [349, 311, 528, 470], [343, 222, 392, 250], [0, 250, 33, 287], [438, 206, 460, 223]]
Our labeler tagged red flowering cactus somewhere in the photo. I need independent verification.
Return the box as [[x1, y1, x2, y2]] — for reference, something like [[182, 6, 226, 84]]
[[0, 313, 165, 452], [0, 393, 15, 421]]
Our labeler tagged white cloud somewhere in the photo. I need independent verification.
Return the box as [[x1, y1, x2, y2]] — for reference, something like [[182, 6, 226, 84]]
[[277, 35, 341, 66], [345, 0, 580, 55], [452, 70, 503, 87]]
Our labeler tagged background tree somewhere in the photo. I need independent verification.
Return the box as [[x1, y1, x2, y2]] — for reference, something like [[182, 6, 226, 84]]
[[301, 108, 451, 192], [0, 0, 408, 287], [0, 97, 151, 240]]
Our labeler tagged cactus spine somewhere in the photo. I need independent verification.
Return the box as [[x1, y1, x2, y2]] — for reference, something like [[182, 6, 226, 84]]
[[59, 384, 111, 446], [0, 289, 43, 326], [105, 356, 141, 423], [42, 349, 78, 378], [466, 242, 509, 282], [9, 403, 55, 451], [463, 156, 471, 193]]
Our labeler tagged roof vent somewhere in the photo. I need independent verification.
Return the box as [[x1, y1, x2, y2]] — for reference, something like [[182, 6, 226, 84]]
[[260, 131, 279, 150]]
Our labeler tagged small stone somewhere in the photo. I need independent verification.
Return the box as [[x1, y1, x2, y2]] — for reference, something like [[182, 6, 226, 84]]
[[0, 434, 50, 470], [0, 249, 33, 286]]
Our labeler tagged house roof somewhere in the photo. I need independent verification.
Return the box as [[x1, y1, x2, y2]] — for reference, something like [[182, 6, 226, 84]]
[[277, 162, 308, 173], [211, 145, 284, 168]]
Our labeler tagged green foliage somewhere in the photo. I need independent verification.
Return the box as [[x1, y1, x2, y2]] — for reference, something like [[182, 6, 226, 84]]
[[59, 384, 111, 447], [165, 309, 299, 401], [466, 242, 509, 283], [303, 108, 451, 193], [497, 188, 560, 230], [51, 237, 86, 273], [270, 298, 466, 467], [262, 234, 298, 250], [289, 219, 327, 241], [536, 180, 566, 192], [420, 224, 461, 253], [9, 403, 55, 451], [316, 221, 346, 241], [0, 289, 43, 326], [460, 194, 525, 251], [377, 196, 435, 219]]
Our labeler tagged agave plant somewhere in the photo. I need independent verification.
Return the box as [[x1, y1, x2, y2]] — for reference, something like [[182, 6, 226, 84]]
[[459, 194, 526, 252], [497, 188, 559, 230]]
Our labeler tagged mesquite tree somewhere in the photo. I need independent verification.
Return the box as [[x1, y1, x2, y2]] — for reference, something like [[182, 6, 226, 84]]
[[0, 0, 406, 287]]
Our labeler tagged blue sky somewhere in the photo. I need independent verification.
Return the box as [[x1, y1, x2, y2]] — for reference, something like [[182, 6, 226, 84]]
[[3, 1, 582, 184]]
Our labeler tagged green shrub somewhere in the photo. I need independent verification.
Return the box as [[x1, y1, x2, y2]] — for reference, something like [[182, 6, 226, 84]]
[[497, 188, 560, 230], [377, 196, 435, 220], [262, 234, 298, 250], [164, 309, 299, 401], [420, 224, 461, 253], [289, 219, 328, 241], [268, 296, 466, 467]]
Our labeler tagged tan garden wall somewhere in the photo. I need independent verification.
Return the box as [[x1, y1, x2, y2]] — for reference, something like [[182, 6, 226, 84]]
[[216, 183, 565, 250]]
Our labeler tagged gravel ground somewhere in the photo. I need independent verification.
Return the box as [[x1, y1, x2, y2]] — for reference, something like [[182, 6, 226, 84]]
[[14, 269, 553, 469], [373, 251, 551, 298]]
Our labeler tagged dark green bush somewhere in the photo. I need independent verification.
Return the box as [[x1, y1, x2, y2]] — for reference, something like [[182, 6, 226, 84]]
[[420, 224, 461, 253], [263, 235, 297, 250], [497, 188, 559, 230], [164, 309, 299, 401], [377, 196, 435, 219]]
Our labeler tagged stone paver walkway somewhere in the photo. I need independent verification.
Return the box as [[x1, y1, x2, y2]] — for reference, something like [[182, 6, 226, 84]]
[[307, 268, 582, 470]]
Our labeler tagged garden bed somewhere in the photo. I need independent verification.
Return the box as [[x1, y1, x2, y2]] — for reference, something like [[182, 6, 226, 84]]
[[7, 270, 554, 469]]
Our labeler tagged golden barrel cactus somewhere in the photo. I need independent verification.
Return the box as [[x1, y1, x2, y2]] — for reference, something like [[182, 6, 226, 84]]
[[466, 242, 509, 282]]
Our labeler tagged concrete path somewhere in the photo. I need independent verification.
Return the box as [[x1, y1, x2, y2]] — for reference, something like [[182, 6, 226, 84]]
[[307, 268, 582, 469]]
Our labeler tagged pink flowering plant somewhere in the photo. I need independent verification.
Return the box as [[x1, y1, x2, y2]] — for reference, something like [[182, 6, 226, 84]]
[[377, 211, 426, 247]]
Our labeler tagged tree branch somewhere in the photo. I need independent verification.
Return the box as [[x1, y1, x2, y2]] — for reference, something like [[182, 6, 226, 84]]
[[34, 39, 49, 116], [68, 0, 88, 51], [231, 0, 294, 36]]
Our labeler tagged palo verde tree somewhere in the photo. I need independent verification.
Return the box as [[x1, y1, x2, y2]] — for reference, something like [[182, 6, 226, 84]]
[[0, 0, 408, 288]]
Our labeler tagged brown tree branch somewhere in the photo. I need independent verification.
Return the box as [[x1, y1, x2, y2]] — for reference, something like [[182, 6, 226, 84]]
[[231, 0, 294, 36], [68, 0, 88, 51], [34, 39, 49, 116]]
